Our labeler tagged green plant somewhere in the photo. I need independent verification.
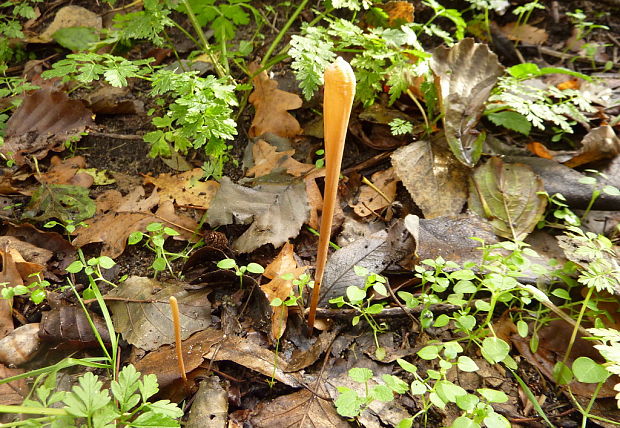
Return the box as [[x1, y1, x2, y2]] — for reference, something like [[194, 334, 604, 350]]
[[6, 364, 183, 427], [0, 0, 42, 64], [512, 1, 545, 29], [1, 272, 48, 304], [329, 266, 389, 359], [577, 171, 620, 220], [485, 63, 596, 136], [0, 65, 39, 142], [128, 222, 190, 277], [389, 118, 413, 136], [566, 9, 610, 42], [217, 257, 264, 288]]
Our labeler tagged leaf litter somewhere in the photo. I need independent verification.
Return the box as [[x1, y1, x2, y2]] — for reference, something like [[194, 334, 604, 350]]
[[4, 2, 620, 427]]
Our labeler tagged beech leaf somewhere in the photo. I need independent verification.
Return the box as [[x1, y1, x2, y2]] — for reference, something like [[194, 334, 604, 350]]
[[431, 38, 504, 167], [207, 177, 309, 253], [468, 157, 546, 241]]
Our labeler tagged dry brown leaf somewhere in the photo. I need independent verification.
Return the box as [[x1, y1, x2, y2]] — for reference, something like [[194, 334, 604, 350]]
[[250, 389, 348, 428], [351, 167, 399, 217], [73, 188, 199, 258], [144, 168, 219, 209], [28, 5, 102, 43], [392, 138, 469, 219], [260, 243, 307, 339], [38, 156, 93, 188], [246, 139, 314, 178], [2, 89, 94, 165], [379, 1, 414, 26], [86, 85, 144, 115], [248, 63, 303, 139], [564, 125, 620, 168], [0, 364, 27, 405], [499, 22, 548, 45]]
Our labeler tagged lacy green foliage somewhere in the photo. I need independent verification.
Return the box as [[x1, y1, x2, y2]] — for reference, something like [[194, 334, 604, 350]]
[[22, 365, 183, 427], [330, 0, 374, 10], [148, 70, 237, 177], [0, 0, 42, 63], [178, 0, 252, 43], [40, 53, 154, 87], [111, 0, 175, 46], [41, 53, 238, 179], [588, 328, 620, 407], [290, 18, 430, 105], [486, 63, 596, 134]]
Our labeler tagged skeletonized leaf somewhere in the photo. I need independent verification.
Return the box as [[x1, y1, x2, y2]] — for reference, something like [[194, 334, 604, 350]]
[[431, 38, 504, 167], [391, 137, 469, 218], [468, 157, 546, 241], [207, 177, 309, 253]]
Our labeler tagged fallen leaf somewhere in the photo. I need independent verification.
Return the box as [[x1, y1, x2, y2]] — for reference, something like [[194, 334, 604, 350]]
[[349, 104, 415, 150], [526, 142, 554, 160], [0, 323, 40, 367], [107, 276, 212, 351], [52, 27, 99, 51], [469, 157, 546, 240], [134, 329, 225, 388], [22, 184, 96, 224], [431, 38, 504, 167], [351, 167, 399, 217], [250, 389, 348, 428], [499, 23, 548, 45], [187, 377, 228, 428], [73, 188, 199, 258], [246, 139, 314, 178], [404, 213, 498, 268], [248, 63, 303, 139], [261, 243, 307, 339], [39, 306, 111, 347], [28, 5, 102, 43], [144, 168, 220, 209], [38, 156, 94, 188], [0, 364, 27, 405], [85, 85, 144, 115], [379, 1, 415, 26], [4, 222, 76, 271], [207, 177, 309, 253], [2, 88, 94, 165], [320, 220, 414, 304], [391, 137, 469, 218], [564, 125, 620, 168]]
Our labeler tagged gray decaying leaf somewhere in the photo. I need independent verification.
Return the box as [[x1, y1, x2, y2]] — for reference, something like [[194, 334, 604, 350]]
[[106, 276, 211, 351], [186, 377, 228, 428], [431, 38, 504, 167], [391, 136, 470, 219], [207, 177, 309, 253], [404, 213, 497, 267], [506, 156, 620, 211], [2, 89, 94, 165], [469, 157, 546, 241], [319, 220, 414, 305], [0, 323, 40, 366], [250, 389, 348, 428]]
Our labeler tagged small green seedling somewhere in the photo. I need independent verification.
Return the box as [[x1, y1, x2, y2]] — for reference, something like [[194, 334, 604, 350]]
[[0, 272, 48, 304], [128, 222, 184, 277], [217, 258, 264, 288]]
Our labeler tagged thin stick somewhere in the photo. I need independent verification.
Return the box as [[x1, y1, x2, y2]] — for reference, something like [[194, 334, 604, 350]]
[[169, 296, 190, 394], [307, 58, 356, 330]]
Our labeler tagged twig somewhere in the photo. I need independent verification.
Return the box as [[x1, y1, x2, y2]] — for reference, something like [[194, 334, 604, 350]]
[[342, 151, 392, 175], [87, 132, 143, 140]]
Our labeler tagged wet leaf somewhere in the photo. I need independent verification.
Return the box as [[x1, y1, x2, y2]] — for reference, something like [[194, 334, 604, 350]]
[[106, 276, 212, 351], [187, 377, 228, 428], [2, 88, 94, 165], [0, 323, 40, 367], [22, 184, 96, 224], [248, 63, 303, 139], [260, 243, 307, 339], [39, 306, 111, 347], [468, 157, 546, 240], [392, 138, 469, 218], [207, 177, 309, 253], [144, 168, 220, 210], [431, 39, 504, 167], [250, 389, 348, 428]]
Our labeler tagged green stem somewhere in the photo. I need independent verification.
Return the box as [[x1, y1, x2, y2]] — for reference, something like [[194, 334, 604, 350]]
[[580, 189, 600, 221], [261, 0, 310, 67], [180, 0, 226, 79], [0, 405, 67, 416], [562, 287, 594, 367], [581, 380, 604, 428]]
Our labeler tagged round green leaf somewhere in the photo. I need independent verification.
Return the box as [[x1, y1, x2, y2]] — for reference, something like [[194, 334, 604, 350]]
[[481, 337, 510, 364], [246, 263, 264, 274], [573, 357, 610, 383]]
